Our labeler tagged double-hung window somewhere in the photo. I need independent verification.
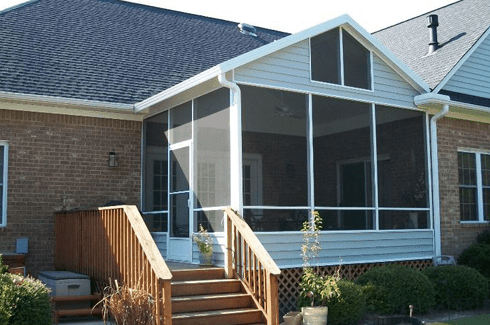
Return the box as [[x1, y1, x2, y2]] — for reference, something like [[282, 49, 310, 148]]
[[458, 151, 490, 222], [0, 142, 8, 227]]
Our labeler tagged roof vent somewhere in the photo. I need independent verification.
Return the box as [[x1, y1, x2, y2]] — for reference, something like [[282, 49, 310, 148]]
[[427, 14, 439, 54], [238, 23, 257, 37]]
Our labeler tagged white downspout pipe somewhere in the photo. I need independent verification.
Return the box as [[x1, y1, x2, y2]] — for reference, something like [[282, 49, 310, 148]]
[[218, 72, 243, 212], [415, 93, 450, 257], [218, 72, 242, 280]]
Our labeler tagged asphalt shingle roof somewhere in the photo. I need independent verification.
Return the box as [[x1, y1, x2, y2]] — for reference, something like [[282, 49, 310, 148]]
[[373, 0, 490, 91], [0, 0, 288, 104]]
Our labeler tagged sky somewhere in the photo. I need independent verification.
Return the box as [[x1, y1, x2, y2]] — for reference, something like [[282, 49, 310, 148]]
[[0, 0, 458, 33]]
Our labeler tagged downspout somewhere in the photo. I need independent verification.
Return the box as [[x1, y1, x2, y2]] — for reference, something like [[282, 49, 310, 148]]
[[415, 93, 450, 257], [218, 72, 243, 213], [218, 72, 243, 280]]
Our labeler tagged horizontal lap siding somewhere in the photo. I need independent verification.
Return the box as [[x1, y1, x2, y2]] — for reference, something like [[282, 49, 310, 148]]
[[256, 230, 434, 268], [154, 230, 433, 269], [443, 34, 490, 99], [152, 233, 167, 259], [234, 40, 419, 108]]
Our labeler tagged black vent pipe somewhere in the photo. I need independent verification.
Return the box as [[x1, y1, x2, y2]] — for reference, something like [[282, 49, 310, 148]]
[[427, 14, 439, 54]]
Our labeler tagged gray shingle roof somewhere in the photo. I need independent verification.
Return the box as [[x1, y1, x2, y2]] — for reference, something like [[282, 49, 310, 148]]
[[373, 0, 490, 90], [0, 0, 288, 104]]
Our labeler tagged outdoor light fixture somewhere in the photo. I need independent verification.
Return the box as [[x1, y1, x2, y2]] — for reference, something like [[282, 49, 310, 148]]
[[109, 152, 119, 167]]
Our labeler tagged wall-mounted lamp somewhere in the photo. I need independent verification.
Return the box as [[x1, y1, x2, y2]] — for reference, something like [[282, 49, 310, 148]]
[[109, 152, 119, 167]]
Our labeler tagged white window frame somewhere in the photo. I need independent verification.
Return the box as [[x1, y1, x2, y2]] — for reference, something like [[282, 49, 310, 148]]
[[458, 149, 490, 223], [0, 141, 8, 227]]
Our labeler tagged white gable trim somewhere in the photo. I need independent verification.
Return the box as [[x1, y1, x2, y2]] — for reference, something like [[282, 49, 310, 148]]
[[434, 26, 490, 93], [135, 14, 430, 111]]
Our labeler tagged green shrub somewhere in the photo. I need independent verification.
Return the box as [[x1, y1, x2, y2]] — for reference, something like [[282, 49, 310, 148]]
[[355, 264, 435, 315], [458, 244, 490, 279], [0, 275, 14, 325], [298, 268, 340, 307], [325, 280, 366, 325], [0, 274, 52, 325], [422, 265, 489, 310], [0, 255, 8, 274], [476, 230, 490, 245]]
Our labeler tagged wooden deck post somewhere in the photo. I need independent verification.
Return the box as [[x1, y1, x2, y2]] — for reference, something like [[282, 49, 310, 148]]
[[266, 274, 279, 325]]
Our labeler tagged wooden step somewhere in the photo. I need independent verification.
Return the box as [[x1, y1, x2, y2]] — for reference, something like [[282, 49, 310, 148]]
[[172, 308, 264, 325], [56, 306, 102, 317], [172, 293, 252, 313], [171, 278, 242, 297], [171, 268, 225, 281]]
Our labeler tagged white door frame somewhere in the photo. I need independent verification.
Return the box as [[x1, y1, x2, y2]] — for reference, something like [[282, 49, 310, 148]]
[[167, 140, 193, 262]]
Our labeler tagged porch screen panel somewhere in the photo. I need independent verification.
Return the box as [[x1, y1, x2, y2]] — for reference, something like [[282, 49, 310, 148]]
[[241, 86, 308, 209], [169, 101, 192, 144], [142, 111, 168, 232], [313, 96, 374, 230], [243, 209, 309, 232], [376, 106, 429, 229], [194, 88, 230, 232]]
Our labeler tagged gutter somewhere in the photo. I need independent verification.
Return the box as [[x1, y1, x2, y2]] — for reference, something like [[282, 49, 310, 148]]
[[414, 93, 451, 257], [0, 91, 135, 111], [217, 73, 243, 212]]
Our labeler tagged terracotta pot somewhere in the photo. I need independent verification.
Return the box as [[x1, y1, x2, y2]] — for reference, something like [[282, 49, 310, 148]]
[[302, 307, 328, 325]]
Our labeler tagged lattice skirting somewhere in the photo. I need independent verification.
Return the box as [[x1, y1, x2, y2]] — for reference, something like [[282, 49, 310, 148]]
[[277, 259, 433, 317]]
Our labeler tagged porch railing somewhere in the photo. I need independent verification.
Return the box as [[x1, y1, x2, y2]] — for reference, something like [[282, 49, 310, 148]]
[[224, 207, 281, 325], [54, 205, 173, 325]]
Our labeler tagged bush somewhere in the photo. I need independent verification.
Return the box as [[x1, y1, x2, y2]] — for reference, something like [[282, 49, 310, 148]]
[[422, 265, 489, 310], [102, 279, 155, 325], [0, 255, 8, 274], [355, 264, 435, 315], [0, 274, 52, 325], [476, 230, 490, 245], [325, 280, 366, 325], [458, 244, 490, 279]]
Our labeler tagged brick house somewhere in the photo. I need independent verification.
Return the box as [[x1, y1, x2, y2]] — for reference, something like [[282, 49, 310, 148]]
[[0, 0, 488, 284]]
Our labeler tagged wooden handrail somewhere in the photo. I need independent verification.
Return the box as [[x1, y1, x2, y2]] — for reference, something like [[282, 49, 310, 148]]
[[55, 205, 172, 325], [224, 207, 280, 325]]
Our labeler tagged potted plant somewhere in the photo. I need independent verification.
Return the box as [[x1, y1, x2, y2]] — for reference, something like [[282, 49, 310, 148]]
[[193, 224, 214, 265], [298, 212, 339, 325]]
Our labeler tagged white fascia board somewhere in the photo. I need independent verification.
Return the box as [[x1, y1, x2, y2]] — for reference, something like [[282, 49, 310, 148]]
[[434, 26, 490, 93], [135, 14, 431, 111], [0, 91, 135, 111]]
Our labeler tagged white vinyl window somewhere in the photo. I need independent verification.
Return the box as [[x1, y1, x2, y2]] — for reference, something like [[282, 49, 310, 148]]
[[458, 150, 490, 223], [0, 142, 8, 227]]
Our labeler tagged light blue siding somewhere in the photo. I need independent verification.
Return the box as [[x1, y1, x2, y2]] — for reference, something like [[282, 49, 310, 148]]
[[155, 230, 434, 269], [443, 33, 490, 99], [234, 40, 419, 108], [256, 230, 434, 268], [151, 233, 167, 259]]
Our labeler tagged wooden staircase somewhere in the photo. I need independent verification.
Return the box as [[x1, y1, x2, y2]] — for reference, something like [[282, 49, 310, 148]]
[[171, 268, 266, 325]]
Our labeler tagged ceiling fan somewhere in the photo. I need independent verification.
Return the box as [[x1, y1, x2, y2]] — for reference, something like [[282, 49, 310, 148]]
[[273, 91, 305, 119]]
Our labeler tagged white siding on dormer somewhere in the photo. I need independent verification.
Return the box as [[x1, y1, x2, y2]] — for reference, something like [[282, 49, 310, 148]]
[[234, 40, 420, 108], [443, 33, 490, 99]]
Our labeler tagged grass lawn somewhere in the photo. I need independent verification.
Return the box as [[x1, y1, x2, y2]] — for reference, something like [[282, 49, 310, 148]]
[[430, 314, 490, 325]]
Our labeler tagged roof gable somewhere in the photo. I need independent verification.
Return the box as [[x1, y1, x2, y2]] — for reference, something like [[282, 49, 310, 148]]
[[0, 0, 288, 104], [374, 0, 490, 90], [137, 15, 430, 110]]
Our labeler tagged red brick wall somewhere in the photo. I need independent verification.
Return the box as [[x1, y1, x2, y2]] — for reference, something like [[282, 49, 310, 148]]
[[438, 117, 490, 257], [0, 109, 141, 276]]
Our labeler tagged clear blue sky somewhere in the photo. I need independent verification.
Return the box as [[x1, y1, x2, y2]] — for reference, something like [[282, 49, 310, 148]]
[[1, 0, 458, 33]]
